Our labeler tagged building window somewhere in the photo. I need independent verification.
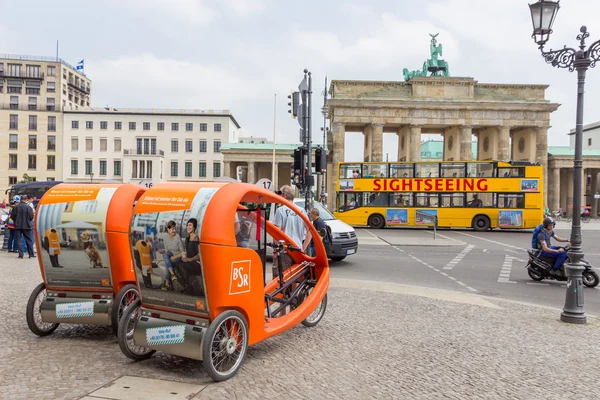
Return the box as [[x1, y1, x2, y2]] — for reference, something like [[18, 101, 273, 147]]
[[100, 138, 107, 152], [151, 139, 157, 155], [157, 122, 164, 131], [8, 64, 22, 76], [9, 115, 18, 130], [199, 162, 207, 178], [143, 122, 150, 131], [139, 160, 146, 178], [71, 160, 78, 175], [214, 140, 221, 153], [132, 160, 138, 179], [86, 138, 93, 152], [47, 136, 56, 151], [9, 154, 17, 169], [46, 97, 55, 111], [26, 87, 40, 95], [100, 121, 107, 130], [86, 121, 93, 129], [28, 155, 37, 170], [214, 123, 222, 132], [28, 97, 37, 111], [9, 134, 18, 150], [114, 138, 122, 152], [10, 96, 18, 109], [129, 122, 136, 130], [47, 177, 55, 181], [186, 123, 193, 131], [171, 123, 179, 131], [185, 140, 193, 152], [28, 135, 37, 150], [185, 162, 193, 177], [199, 140, 207, 153], [200, 123, 207, 132], [114, 160, 121, 176], [29, 115, 37, 131], [137, 138, 143, 154], [7, 77, 22, 93], [85, 160, 93, 175], [115, 121, 122, 130], [9, 177, 17, 185], [171, 162, 178, 177], [143, 138, 150, 154], [47, 155, 55, 170], [48, 116, 56, 131], [72, 120, 79, 129], [71, 137, 79, 151], [99, 160, 107, 176], [47, 65, 56, 76], [47, 82, 55, 93], [26, 65, 41, 78], [213, 162, 221, 178], [171, 140, 179, 152], [588, 138, 592, 146]]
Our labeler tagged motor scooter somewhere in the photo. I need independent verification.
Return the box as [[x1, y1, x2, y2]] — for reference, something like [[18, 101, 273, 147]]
[[526, 245, 599, 288]]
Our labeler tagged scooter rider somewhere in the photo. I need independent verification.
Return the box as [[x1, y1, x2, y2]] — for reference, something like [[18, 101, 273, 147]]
[[536, 217, 570, 274]]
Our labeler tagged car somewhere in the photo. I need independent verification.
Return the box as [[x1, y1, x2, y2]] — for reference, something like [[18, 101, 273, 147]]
[[0, 209, 8, 235]]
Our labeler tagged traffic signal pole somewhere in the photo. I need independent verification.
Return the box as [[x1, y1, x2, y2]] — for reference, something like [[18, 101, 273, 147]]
[[304, 69, 313, 213]]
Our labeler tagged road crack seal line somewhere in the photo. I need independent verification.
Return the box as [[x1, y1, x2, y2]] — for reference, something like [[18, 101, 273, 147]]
[[443, 244, 474, 270], [395, 246, 478, 293]]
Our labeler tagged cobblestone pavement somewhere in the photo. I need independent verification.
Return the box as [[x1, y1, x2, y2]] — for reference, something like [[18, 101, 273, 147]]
[[2, 251, 600, 399]]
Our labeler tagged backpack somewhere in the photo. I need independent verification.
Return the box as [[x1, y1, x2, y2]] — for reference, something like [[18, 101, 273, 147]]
[[531, 224, 543, 249]]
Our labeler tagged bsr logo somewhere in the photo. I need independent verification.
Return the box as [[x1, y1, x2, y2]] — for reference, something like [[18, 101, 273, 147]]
[[230, 261, 251, 294]]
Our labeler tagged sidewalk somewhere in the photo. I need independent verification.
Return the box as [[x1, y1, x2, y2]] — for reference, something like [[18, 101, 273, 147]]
[[1, 252, 600, 399]]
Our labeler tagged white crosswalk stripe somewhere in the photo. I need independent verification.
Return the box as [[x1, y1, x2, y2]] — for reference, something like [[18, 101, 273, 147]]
[[443, 244, 474, 270], [498, 255, 517, 283]]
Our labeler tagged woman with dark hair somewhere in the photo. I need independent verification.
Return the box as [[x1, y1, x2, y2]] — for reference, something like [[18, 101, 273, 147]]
[[177, 218, 202, 295], [159, 220, 185, 291]]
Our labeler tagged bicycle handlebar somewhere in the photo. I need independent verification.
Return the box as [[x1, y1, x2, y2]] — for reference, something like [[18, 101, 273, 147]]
[[266, 241, 304, 254]]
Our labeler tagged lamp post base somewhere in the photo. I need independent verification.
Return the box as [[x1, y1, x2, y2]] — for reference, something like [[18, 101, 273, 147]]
[[560, 262, 587, 324]]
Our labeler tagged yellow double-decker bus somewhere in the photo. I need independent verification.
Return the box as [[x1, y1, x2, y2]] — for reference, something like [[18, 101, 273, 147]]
[[334, 160, 544, 231]]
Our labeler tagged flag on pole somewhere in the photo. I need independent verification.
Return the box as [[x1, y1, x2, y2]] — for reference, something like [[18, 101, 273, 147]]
[[76, 59, 84, 71]]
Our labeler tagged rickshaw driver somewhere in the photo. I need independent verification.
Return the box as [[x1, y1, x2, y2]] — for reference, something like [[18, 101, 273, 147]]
[[273, 185, 312, 275]]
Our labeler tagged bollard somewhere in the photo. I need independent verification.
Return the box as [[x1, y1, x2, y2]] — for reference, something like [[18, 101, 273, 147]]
[[433, 216, 438, 240]]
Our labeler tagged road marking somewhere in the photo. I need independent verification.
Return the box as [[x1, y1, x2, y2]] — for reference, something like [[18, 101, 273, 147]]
[[455, 232, 527, 252], [497, 255, 517, 284], [396, 247, 478, 293], [527, 282, 549, 286], [363, 229, 379, 238], [443, 244, 474, 270]]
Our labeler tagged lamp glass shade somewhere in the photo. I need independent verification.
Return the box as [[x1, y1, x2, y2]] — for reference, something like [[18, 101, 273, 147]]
[[529, 0, 560, 42]]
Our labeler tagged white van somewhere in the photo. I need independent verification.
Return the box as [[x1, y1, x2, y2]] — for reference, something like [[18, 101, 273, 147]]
[[263, 198, 358, 262]]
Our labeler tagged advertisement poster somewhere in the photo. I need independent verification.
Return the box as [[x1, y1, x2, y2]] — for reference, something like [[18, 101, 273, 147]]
[[520, 179, 539, 192], [35, 187, 116, 288], [386, 209, 408, 226], [340, 179, 354, 191], [499, 210, 523, 227], [131, 187, 218, 314], [415, 209, 438, 225]]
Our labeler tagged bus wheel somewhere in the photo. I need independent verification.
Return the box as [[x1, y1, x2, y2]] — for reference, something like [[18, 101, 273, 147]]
[[368, 214, 385, 229], [472, 215, 490, 232]]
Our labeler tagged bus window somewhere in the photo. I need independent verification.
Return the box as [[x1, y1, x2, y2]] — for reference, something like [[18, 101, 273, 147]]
[[364, 192, 389, 206], [497, 194, 525, 208], [337, 193, 361, 211], [415, 164, 438, 178], [391, 193, 412, 207], [441, 163, 466, 178], [467, 162, 495, 178], [497, 167, 525, 178], [441, 194, 465, 208], [340, 164, 362, 179], [416, 193, 439, 208], [390, 164, 413, 178], [363, 164, 388, 178]]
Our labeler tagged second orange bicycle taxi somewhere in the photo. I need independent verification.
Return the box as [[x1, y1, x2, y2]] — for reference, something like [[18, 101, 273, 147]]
[[118, 181, 330, 381]]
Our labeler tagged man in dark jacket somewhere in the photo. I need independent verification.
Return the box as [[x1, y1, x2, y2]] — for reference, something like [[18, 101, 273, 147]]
[[13, 195, 35, 259]]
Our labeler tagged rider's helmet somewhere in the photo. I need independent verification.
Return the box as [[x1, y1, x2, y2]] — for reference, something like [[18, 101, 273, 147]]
[[543, 217, 555, 228]]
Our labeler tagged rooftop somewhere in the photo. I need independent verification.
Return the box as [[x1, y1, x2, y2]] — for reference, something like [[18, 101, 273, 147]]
[[548, 146, 600, 157], [221, 142, 327, 151], [569, 121, 600, 134], [0, 53, 88, 78]]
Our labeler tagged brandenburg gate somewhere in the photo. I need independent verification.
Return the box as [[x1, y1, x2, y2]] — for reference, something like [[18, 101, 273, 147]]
[[325, 35, 559, 211]]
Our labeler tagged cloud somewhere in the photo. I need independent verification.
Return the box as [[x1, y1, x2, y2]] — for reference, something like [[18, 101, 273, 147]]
[[221, 0, 269, 17], [113, 0, 218, 24], [0, 25, 18, 53]]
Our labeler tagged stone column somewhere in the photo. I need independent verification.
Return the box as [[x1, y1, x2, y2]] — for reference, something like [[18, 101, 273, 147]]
[[247, 161, 256, 184], [560, 168, 567, 214], [397, 126, 409, 161], [223, 161, 232, 179], [551, 167, 560, 211], [409, 125, 421, 162], [460, 126, 473, 161], [536, 127, 549, 208], [498, 126, 511, 162], [363, 125, 372, 162], [591, 170, 598, 216], [272, 162, 279, 190], [371, 123, 384, 162], [331, 122, 346, 210]]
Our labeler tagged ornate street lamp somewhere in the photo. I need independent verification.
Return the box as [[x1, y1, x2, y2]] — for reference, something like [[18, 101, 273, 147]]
[[529, 0, 600, 324]]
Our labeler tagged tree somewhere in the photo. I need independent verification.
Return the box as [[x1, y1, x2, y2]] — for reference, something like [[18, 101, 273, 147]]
[[18, 173, 35, 183]]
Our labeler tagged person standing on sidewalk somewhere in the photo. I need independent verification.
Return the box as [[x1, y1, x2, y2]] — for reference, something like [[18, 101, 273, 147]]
[[6, 200, 17, 252], [12, 195, 35, 259]]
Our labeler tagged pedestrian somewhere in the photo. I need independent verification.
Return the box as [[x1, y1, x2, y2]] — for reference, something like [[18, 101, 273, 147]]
[[6, 200, 17, 252], [307, 208, 328, 257], [12, 195, 35, 259], [0, 199, 6, 209]]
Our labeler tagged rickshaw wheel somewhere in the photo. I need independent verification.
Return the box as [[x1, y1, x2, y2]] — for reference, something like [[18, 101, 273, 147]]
[[301, 288, 327, 328], [202, 310, 248, 382], [26, 283, 59, 336], [118, 299, 155, 361], [111, 284, 139, 336]]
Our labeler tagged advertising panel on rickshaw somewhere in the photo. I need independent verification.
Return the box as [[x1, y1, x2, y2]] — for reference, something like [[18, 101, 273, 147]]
[[35, 185, 118, 289]]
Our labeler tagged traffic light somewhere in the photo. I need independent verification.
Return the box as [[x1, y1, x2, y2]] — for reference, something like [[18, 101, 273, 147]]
[[292, 146, 305, 173], [315, 146, 326, 174], [287, 91, 300, 118]]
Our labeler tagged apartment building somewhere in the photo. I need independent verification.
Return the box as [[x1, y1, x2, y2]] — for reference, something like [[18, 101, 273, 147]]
[[0, 54, 91, 192], [62, 108, 240, 184]]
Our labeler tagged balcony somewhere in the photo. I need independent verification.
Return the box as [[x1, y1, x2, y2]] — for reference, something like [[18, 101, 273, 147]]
[[0, 103, 61, 112], [123, 149, 164, 157], [0, 71, 45, 80], [67, 79, 90, 94]]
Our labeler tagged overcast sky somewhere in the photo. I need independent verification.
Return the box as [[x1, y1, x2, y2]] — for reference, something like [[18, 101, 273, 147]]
[[2, 0, 599, 161]]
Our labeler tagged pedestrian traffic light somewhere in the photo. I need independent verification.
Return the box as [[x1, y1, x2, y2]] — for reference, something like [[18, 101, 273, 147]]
[[288, 91, 300, 118], [315, 146, 326, 174]]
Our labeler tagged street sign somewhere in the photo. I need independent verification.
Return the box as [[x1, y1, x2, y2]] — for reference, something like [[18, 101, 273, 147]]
[[256, 178, 273, 191], [595, 194, 600, 199]]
